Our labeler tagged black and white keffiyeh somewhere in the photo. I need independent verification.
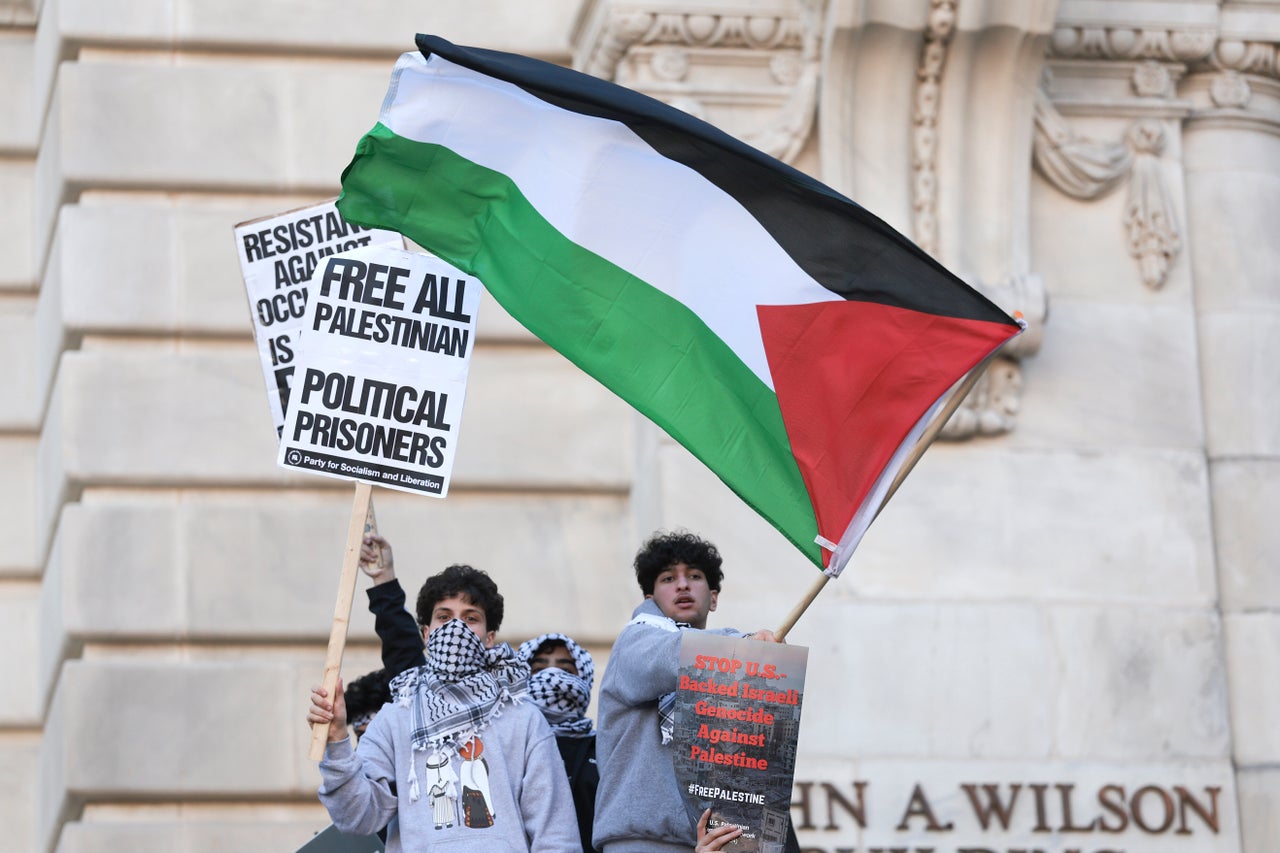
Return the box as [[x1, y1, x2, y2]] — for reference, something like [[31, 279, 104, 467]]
[[517, 632, 595, 737], [517, 632, 595, 687], [388, 619, 529, 801], [527, 668, 594, 736]]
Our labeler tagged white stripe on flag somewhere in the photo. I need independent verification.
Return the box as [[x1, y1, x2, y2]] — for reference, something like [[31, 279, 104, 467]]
[[381, 51, 841, 389]]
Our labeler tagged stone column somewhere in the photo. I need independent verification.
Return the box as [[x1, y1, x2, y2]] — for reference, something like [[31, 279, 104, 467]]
[[1181, 34, 1280, 853]]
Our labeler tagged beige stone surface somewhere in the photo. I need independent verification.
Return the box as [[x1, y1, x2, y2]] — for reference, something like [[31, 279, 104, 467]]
[[1031, 164, 1184, 301], [1050, 605, 1230, 759], [49, 348, 282, 485], [0, 32, 36, 151], [0, 314, 37, 429], [861, 445, 1217, 605], [0, 159, 35, 290], [1183, 143, 1280, 312], [1198, 310, 1280, 458], [1008, 300, 1205, 450], [51, 61, 390, 192], [0, 437, 38, 574], [1224, 612, 1280, 764], [50, 0, 579, 58], [353, 490, 638, 641], [1213, 459, 1280, 612], [794, 602, 1060, 759], [0, 736, 40, 852], [183, 489, 637, 641], [37, 521, 70, 705], [785, 601, 1229, 764], [48, 659, 317, 796], [47, 501, 185, 641], [655, 437, 1218, 607], [0, 582, 40, 723], [56, 819, 331, 853], [41, 489, 635, 652], [1237, 767, 1280, 853], [55, 204, 178, 332]]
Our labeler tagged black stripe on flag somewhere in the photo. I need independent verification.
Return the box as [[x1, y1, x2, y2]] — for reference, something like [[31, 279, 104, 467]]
[[416, 34, 1018, 329]]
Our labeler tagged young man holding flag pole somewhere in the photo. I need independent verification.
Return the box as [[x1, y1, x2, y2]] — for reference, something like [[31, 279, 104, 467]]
[[591, 530, 795, 852]]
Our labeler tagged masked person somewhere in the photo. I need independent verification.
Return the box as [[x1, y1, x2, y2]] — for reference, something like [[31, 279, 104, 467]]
[[518, 633, 599, 852]]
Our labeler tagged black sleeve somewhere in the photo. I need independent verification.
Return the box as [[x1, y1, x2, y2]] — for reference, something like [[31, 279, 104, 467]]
[[366, 578, 425, 677]]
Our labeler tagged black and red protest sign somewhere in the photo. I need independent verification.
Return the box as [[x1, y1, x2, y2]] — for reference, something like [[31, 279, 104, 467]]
[[674, 633, 809, 852]]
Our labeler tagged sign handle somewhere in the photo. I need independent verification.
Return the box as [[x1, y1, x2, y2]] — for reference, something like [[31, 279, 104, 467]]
[[309, 481, 376, 760]]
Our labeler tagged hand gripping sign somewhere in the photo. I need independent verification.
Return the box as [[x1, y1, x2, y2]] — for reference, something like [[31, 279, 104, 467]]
[[674, 633, 809, 852], [269, 243, 482, 759], [277, 244, 481, 499]]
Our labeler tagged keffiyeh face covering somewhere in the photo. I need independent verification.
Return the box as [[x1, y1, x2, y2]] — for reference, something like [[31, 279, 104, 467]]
[[527, 667, 594, 737], [389, 619, 529, 801], [517, 632, 596, 737]]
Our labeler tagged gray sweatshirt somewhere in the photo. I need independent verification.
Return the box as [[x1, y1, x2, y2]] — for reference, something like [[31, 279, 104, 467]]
[[320, 698, 579, 852], [592, 599, 742, 853]]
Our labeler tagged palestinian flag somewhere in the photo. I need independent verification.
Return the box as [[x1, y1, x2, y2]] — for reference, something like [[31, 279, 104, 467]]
[[337, 35, 1022, 576]]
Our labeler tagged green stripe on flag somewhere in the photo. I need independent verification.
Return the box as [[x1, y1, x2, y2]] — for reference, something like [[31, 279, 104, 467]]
[[340, 124, 822, 566]]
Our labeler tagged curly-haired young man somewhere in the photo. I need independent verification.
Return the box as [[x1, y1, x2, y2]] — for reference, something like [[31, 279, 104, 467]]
[[592, 530, 782, 853]]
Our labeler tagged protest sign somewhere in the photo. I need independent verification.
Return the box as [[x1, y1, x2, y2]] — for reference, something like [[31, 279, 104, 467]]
[[674, 633, 809, 852], [295, 823, 384, 852], [234, 200, 404, 438], [277, 244, 480, 498]]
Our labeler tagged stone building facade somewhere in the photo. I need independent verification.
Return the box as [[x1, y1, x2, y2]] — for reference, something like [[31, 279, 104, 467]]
[[1, 0, 1276, 851]]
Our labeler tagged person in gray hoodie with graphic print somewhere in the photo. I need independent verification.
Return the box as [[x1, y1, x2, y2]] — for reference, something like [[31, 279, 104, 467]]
[[309, 562, 579, 852], [592, 530, 782, 853]]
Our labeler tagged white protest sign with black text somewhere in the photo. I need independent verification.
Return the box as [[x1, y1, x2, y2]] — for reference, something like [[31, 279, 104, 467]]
[[234, 199, 404, 438], [277, 245, 480, 498]]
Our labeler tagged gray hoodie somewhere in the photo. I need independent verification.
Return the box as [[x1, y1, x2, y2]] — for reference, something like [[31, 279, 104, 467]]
[[592, 599, 742, 852], [320, 698, 579, 852]]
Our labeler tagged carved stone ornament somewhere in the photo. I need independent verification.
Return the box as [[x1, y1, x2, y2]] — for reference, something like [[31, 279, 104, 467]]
[[1132, 61, 1172, 98], [1032, 89, 1132, 199], [1209, 70, 1251, 108], [1123, 121, 1181, 290], [573, 0, 823, 163], [941, 274, 1047, 441], [910, 0, 958, 257], [1032, 89, 1181, 290], [1049, 24, 1216, 63], [1194, 37, 1278, 77]]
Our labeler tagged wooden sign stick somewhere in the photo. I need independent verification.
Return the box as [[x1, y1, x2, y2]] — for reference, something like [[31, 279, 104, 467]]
[[309, 481, 376, 760]]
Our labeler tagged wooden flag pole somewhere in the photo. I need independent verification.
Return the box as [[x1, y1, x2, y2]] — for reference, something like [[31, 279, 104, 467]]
[[309, 481, 377, 760], [774, 359, 997, 641]]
